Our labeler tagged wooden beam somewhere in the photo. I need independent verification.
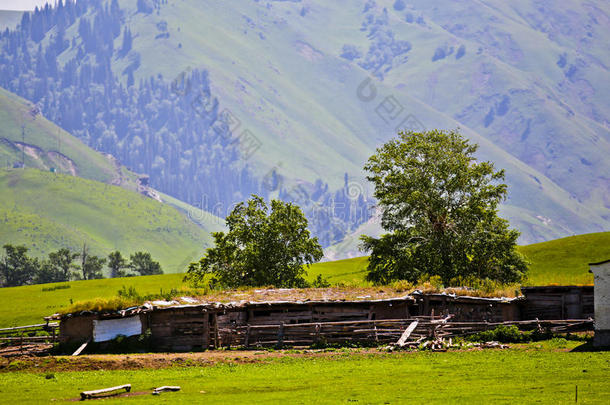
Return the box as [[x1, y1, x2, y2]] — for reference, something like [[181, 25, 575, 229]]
[[396, 320, 419, 347], [0, 323, 59, 333], [80, 384, 131, 400], [277, 322, 285, 348], [72, 339, 90, 356], [152, 386, 181, 395]]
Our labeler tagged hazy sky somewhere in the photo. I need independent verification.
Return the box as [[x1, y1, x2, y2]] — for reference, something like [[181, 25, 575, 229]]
[[0, 0, 52, 11]]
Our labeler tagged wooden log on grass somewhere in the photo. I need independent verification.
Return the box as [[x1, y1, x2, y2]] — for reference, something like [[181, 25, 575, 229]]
[[152, 386, 181, 395], [80, 384, 131, 400]]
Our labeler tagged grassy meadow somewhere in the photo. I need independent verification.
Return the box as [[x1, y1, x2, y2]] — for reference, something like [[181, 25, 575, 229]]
[[0, 343, 608, 404]]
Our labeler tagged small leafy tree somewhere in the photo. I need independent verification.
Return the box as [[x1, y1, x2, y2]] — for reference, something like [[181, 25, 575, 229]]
[[0, 244, 38, 287], [78, 243, 106, 280], [361, 129, 527, 285], [186, 195, 323, 288], [48, 248, 79, 281], [129, 251, 163, 276], [108, 251, 128, 278]]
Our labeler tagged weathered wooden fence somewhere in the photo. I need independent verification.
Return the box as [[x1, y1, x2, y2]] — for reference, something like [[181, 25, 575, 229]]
[[0, 322, 60, 349], [223, 318, 593, 348]]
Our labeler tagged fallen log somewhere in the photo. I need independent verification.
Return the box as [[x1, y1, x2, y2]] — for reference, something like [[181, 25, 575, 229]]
[[80, 384, 131, 400], [152, 386, 181, 395]]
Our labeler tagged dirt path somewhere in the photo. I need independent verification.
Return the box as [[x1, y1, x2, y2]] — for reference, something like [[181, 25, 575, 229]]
[[0, 348, 384, 373]]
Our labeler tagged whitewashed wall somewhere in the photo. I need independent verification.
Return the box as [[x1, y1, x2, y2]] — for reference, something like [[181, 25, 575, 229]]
[[92, 316, 142, 342], [591, 262, 610, 332]]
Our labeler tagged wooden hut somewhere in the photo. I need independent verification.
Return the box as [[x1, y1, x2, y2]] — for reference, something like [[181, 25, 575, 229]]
[[52, 293, 526, 352]]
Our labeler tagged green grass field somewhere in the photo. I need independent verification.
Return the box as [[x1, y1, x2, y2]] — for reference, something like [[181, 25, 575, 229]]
[[310, 231, 610, 286], [0, 273, 184, 327], [0, 344, 607, 404]]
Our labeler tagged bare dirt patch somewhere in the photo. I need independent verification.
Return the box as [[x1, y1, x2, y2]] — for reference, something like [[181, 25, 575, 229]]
[[1, 349, 381, 373]]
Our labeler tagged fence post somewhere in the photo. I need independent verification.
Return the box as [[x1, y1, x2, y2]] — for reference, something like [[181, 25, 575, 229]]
[[277, 322, 285, 349], [245, 325, 251, 348]]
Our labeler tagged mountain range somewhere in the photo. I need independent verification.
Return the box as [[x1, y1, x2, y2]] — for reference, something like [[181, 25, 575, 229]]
[[0, 0, 608, 259]]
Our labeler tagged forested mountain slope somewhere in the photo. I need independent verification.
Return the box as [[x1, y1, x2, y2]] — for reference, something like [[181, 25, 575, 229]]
[[0, 0, 608, 253]]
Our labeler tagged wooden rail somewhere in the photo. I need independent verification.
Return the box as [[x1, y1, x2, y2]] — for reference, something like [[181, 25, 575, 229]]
[[0, 322, 59, 350], [227, 318, 593, 348]]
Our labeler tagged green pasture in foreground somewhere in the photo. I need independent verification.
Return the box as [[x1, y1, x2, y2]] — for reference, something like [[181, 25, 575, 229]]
[[0, 344, 608, 404]]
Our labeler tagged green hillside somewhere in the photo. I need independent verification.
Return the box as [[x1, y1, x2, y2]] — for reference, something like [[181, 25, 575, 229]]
[[0, 168, 213, 273], [0, 85, 225, 268], [1, 232, 606, 327], [519, 232, 610, 286], [322, 232, 610, 286], [0, 273, 184, 327], [0, 87, 122, 185], [2, 1, 609, 253]]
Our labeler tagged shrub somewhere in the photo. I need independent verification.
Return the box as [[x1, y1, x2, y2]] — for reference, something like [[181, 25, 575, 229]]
[[311, 274, 331, 288], [467, 325, 553, 343]]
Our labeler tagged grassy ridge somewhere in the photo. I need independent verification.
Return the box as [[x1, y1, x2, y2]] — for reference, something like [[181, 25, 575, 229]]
[[519, 232, 610, 286], [0, 232, 606, 327], [0, 169, 212, 275], [0, 87, 120, 184], [0, 346, 607, 403], [0, 273, 183, 327]]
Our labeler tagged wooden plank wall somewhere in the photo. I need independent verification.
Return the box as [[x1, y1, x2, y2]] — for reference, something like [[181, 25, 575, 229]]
[[148, 308, 209, 351], [521, 287, 594, 320]]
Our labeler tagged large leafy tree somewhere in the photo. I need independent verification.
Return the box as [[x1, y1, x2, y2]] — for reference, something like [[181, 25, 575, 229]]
[[361, 129, 527, 285], [186, 195, 323, 288]]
